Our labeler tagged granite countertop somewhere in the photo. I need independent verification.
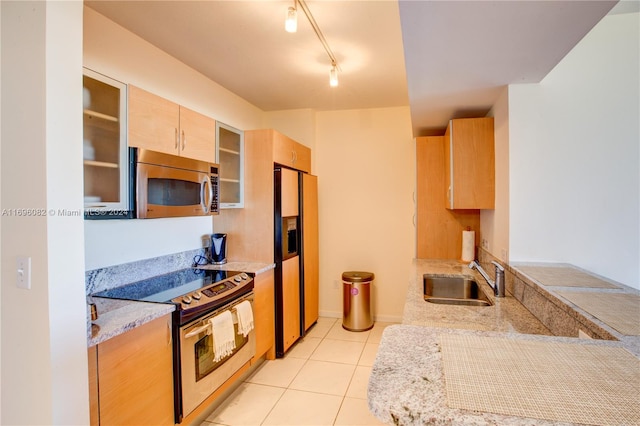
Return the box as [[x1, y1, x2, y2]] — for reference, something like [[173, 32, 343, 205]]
[[87, 297, 175, 347], [86, 261, 275, 347], [402, 259, 552, 335], [368, 258, 639, 425]]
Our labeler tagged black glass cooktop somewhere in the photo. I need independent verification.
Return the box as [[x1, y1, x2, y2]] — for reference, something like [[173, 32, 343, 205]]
[[93, 269, 241, 304]]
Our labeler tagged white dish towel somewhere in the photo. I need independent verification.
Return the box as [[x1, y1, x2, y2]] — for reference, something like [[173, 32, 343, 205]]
[[234, 300, 254, 337], [209, 310, 236, 362]]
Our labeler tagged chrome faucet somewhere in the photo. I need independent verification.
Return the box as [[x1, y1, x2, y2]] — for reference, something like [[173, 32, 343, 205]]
[[469, 260, 506, 297]]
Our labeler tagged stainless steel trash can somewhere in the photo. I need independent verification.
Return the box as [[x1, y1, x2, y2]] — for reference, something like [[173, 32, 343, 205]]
[[342, 271, 374, 331]]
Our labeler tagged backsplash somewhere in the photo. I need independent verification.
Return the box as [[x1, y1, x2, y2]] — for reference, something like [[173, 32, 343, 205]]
[[86, 248, 206, 295]]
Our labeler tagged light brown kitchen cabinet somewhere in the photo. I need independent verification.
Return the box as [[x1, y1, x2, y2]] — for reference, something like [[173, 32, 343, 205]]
[[83, 68, 132, 217], [273, 130, 311, 173], [253, 269, 275, 361], [444, 117, 495, 209], [282, 256, 301, 352], [87, 345, 99, 426], [128, 85, 216, 163], [416, 136, 480, 259], [302, 173, 319, 331], [216, 129, 316, 263], [217, 122, 244, 208], [280, 167, 299, 217], [90, 315, 174, 426]]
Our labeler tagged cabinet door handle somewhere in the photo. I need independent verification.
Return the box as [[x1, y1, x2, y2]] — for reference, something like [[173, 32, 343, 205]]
[[291, 150, 295, 164], [182, 130, 186, 151], [174, 128, 179, 149], [167, 320, 172, 346]]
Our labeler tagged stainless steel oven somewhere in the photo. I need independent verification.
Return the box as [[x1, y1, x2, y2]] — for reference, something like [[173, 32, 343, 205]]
[[179, 292, 255, 418], [92, 268, 254, 423]]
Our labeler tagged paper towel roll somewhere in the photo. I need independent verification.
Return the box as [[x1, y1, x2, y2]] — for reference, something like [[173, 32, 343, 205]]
[[461, 230, 475, 262]]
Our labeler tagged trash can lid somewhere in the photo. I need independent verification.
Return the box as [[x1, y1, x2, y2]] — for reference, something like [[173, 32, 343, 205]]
[[342, 271, 374, 282]]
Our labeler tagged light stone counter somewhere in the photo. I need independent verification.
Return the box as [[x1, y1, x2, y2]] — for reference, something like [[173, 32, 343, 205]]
[[87, 298, 175, 347], [86, 261, 274, 347], [368, 258, 639, 425], [402, 259, 552, 335]]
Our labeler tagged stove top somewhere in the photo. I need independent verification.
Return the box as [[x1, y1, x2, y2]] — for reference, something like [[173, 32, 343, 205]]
[[93, 268, 253, 324]]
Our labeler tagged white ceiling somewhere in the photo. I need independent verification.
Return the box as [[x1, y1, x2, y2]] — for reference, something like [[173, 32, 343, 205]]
[[86, 0, 623, 136]]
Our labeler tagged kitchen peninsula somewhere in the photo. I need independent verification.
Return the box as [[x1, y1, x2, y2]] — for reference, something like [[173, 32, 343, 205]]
[[368, 258, 640, 425]]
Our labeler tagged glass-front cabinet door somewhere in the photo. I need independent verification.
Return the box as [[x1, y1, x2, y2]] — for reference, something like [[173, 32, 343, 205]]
[[216, 122, 244, 208], [83, 68, 133, 218]]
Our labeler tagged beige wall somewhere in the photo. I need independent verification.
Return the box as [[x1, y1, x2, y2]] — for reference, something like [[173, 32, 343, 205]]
[[482, 87, 510, 262], [315, 107, 415, 322]]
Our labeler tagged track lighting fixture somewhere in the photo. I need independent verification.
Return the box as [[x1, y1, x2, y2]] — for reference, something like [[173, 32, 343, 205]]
[[286, 0, 340, 88], [329, 63, 339, 87], [285, 2, 297, 33]]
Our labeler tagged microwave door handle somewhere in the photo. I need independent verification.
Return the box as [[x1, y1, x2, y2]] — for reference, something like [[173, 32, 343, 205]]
[[201, 175, 212, 214]]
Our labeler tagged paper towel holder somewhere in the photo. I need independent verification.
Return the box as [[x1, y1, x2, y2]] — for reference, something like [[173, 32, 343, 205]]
[[461, 228, 476, 262]]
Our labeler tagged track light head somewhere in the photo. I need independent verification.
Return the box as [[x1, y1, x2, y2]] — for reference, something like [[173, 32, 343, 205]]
[[285, 6, 297, 33], [329, 64, 339, 87]]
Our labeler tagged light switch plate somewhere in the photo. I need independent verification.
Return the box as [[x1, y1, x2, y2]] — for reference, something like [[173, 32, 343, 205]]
[[17, 256, 31, 290]]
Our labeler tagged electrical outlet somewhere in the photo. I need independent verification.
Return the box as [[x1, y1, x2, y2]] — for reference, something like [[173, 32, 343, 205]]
[[481, 239, 488, 249], [501, 248, 508, 261], [17, 256, 31, 290], [333, 280, 339, 290], [201, 235, 211, 248]]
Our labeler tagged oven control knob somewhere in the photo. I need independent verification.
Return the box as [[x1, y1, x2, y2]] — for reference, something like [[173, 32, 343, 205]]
[[182, 295, 192, 305], [192, 291, 202, 300], [234, 276, 242, 283], [240, 273, 249, 280]]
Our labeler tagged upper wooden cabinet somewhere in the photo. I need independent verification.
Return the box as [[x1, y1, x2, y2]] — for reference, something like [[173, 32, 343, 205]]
[[416, 136, 480, 259], [128, 85, 216, 163], [273, 131, 311, 173], [83, 68, 133, 218], [217, 122, 245, 208], [444, 117, 495, 209]]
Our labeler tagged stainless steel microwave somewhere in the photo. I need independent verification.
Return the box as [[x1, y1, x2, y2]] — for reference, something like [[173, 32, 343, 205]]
[[133, 148, 219, 219]]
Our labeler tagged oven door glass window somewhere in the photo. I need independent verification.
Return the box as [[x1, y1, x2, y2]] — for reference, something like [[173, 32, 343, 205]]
[[194, 323, 248, 382]]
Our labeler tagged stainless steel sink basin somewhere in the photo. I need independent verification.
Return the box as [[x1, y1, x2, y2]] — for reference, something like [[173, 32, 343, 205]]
[[423, 275, 492, 306]]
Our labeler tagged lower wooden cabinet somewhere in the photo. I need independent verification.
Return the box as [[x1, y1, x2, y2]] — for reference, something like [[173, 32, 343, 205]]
[[253, 269, 275, 361], [88, 315, 174, 426], [88, 345, 99, 426]]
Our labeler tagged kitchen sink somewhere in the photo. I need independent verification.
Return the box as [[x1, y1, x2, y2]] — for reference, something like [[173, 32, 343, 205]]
[[423, 275, 493, 307]]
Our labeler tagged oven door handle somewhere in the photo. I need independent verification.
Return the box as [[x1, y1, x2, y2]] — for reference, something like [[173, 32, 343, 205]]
[[185, 322, 211, 339], [184, 309, 242, 339]]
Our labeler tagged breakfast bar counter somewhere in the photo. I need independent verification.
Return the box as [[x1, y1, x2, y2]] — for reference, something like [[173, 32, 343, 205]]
[[367, 258, 640, 425]]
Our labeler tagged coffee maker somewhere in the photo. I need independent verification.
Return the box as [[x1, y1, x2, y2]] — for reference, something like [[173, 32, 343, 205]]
[[210, 233, 227, 264]]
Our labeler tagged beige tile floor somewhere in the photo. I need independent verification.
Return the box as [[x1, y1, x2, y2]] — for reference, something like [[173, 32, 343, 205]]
[[201, 317, 394, 426]]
